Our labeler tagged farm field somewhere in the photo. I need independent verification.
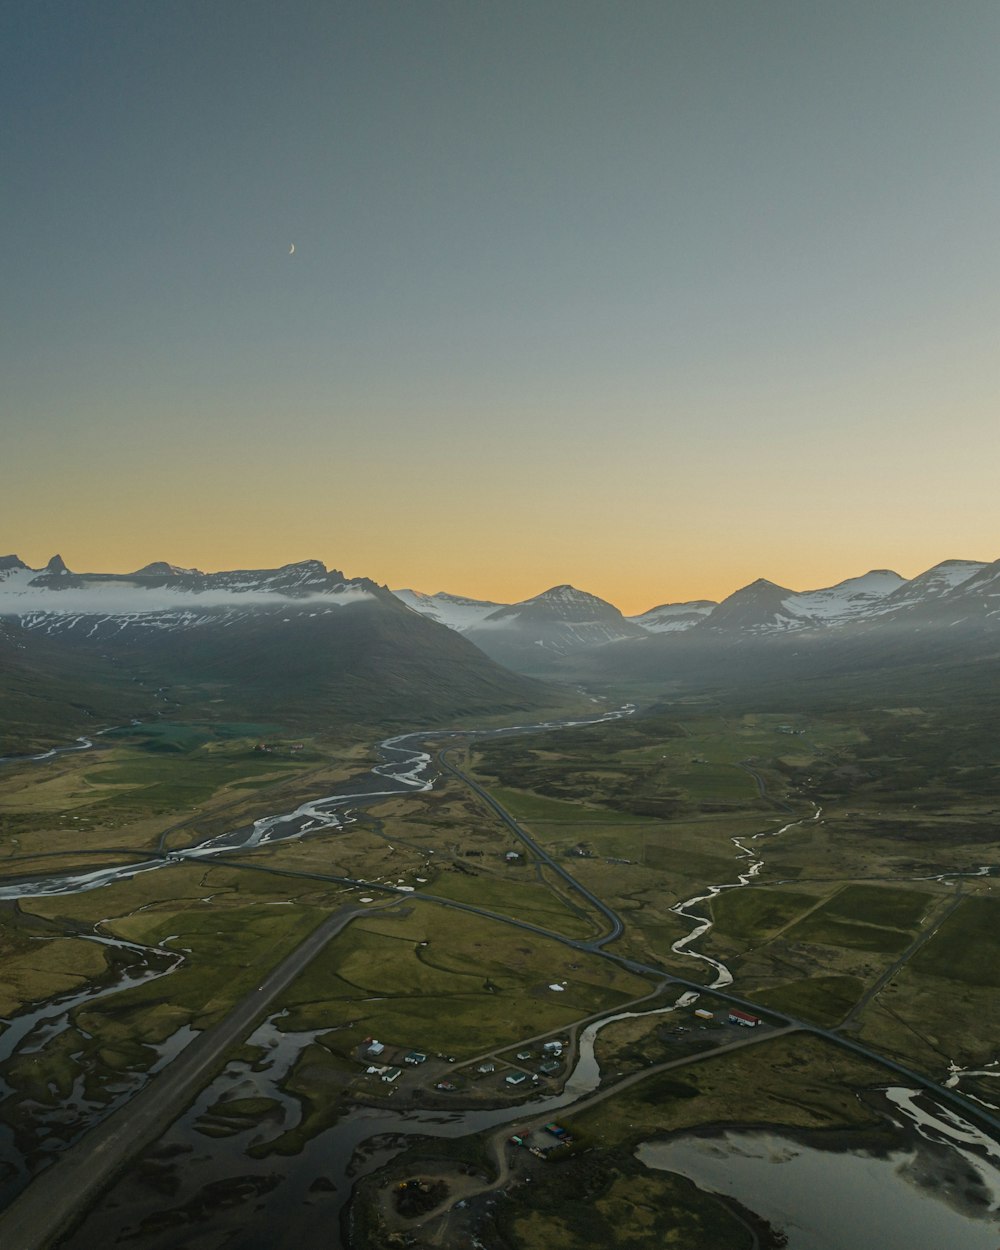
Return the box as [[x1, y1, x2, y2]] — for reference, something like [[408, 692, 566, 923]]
[[0, 693, 997, 1250]]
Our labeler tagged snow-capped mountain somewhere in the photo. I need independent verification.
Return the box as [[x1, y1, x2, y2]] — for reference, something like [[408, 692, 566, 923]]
[[391, 556, 1000, 684], [393, 588, 504, 633], [0, 555, 378, 638], [390, 556, 1000, 671], [0, 555, 551, 748], [458, 585, 645, 673], [627, 601, 717, 632], [875, 560, 986, 614], [698, 569, 909, 635]]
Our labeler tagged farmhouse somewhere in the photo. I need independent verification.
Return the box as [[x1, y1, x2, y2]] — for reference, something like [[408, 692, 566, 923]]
[[728, 1009, 760, 1027]]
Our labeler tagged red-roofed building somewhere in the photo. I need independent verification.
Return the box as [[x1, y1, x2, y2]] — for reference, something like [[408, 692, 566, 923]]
[[728, 1008, 760, 1027]]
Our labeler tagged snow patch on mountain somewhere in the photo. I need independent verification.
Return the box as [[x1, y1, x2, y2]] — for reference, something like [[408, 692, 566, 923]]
[[629, 601, 717, 633], [393, 589, 503, 632], [0, 557, 375, 635], [2, 584, 373, 617], [879, 560, 986, 611], [779, 569, 906, 624]]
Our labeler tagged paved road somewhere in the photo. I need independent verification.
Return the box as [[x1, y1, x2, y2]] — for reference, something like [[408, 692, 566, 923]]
[[0, 899, 397, 1250], [3, 726, 998, 1248], [436, 748, 624, 945], [435, 748, 1000, 1136]]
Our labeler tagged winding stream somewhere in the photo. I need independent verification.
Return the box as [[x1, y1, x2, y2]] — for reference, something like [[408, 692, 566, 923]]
[[57, 987, 706, 1249], [0, 709, 634, 1212], [2, 707, 999, 1246]]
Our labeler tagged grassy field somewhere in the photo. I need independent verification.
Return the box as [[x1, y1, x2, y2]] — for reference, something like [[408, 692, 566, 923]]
[[470, 704, 999, 1077], [910, 896, 1000, 986], [0, 725, 343, 867], [2, 691, 998, 1244], [709, 886, 819, 941], [277, 902, 654, 1059]]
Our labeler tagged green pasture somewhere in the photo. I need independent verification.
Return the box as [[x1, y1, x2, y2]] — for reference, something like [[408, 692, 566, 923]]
[[487, 785, 630, 824], [911, 896, 1000, 987], [781, 883, 932, 955], [425, 872, 595, 938], [81, 745, 300, 811], [820, 884, 934, 930], [0, 933, 109, 1017], [566, 1033, 888, 1149], [670, 764, 759, 802], [24, 863, 343, 1028], [709, 886, 819, 941], [104, 721, 283, 750], [278, 903, 653, 1056], [784, 911, 912, 955], [754, 975, 865, 1026]]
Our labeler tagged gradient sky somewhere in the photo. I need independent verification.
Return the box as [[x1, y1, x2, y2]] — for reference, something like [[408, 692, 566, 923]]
[[3, 2, 998, 613]]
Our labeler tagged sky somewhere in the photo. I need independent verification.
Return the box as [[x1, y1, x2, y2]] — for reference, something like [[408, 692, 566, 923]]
[[3, 1, 998, 614]]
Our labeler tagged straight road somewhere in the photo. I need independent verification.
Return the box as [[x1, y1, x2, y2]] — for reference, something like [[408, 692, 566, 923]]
[[0, 899, 395, 1250], [3, 725, 997, 1249], [436, 748, 624, 945]]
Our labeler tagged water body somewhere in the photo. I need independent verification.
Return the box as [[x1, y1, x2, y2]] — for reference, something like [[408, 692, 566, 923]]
[[4, 706, 999, 1245], [0, 736, 95, 767], [0, 709, 633, 902], [669, 807, 823, 988], [0, 708, 633, 1215], [637, 1088, 1000, 1249], [0, 933, 185, 1207], [59, 989, 701, 1249]]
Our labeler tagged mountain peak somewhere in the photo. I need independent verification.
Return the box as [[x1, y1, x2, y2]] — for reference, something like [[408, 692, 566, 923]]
[[45, 554, 70, 575]]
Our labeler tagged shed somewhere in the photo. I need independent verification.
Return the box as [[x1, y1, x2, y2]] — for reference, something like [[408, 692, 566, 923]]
[[728, 1009, 760, 1027]]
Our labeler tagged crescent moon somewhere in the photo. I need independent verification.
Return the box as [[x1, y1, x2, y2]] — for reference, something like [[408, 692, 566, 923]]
[[289, 243, 295, 255]]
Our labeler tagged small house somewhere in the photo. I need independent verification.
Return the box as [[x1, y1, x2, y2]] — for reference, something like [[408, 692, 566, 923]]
[[694, 1009, 714, 1020], [505, 1073, 528, 1086], [382, 1067, 403, 1083]]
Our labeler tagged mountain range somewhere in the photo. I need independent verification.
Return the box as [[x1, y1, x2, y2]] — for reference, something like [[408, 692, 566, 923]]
[[3, 551, 998, 749], [393, 557, 1000, 675], [0, 556, 552, 751]]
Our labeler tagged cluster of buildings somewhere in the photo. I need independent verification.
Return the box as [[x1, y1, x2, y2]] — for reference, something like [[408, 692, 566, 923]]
[[360, 1037, 432, 1084]]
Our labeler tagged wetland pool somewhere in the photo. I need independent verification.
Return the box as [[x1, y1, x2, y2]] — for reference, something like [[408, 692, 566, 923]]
[[637, 1102, 1000, 1250]]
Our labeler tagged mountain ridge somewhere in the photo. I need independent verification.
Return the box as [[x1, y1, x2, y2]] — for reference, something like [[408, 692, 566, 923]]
[[0, 556, 558, 751]]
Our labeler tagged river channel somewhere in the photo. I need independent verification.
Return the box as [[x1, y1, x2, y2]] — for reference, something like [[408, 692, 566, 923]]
[[0, 709, 633, 1214], [2, 708, 999, 1247]]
